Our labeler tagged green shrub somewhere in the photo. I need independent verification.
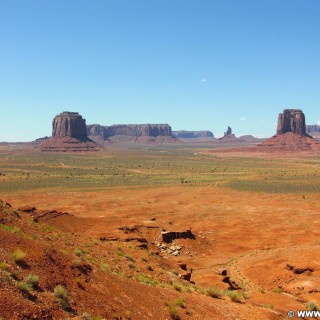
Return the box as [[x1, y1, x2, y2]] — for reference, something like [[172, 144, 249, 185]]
[[168, 303, 180, 320], [206, 287, 223, 299], [54, 285, 70, 310], [18, 281, 32, 293], [12, 249, 26, 264], [226, 290, 242, 303], [176, 297, 185, 308], [136, 274, 157, 286], [74, 248, 84, 257], [101, 262, 109, 272], [273, 287, 282, 294], [25, 274, 39, 289], [307, 301, 320, 311], [172, 282, 182, 292], [0, 262, 8, 271]]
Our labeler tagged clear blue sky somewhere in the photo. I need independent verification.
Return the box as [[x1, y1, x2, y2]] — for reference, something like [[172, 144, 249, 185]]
[[1, 0, 320, 141]]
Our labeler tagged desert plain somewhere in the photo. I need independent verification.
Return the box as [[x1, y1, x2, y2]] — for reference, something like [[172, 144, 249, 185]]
[[1, 143, 320, 319]]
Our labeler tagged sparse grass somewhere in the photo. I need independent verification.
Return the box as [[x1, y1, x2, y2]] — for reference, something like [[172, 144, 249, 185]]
[[74, 248, 84, 257], [101, 261, 109, 272], [12, 249, 26, 264], [117, 250, 124, 257], [124, 254, 135, 262], [226, 290, 242, 303], [273, 287, 282, 294], [206, 287, 223, 299], [175, 297, 185, 308], [171, 269, 179, 276], [0, 262, 8, 271], [136, 273, 158, 286], [25, 274, 39, 289], [18, 281, 32, 293], [168, 303, 180, 320], [172, 282, 182, 292], [307, 301, 320, 311], [54, 285, 70, 310], [262, 304, 274, 309]]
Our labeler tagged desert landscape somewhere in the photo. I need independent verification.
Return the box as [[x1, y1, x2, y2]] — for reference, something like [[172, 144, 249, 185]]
[[1, 109, 320, 319], [2, 2, 320, 319]]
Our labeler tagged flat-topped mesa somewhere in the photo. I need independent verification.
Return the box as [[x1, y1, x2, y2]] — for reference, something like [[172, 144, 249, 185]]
[[306, 125, 320, 134], [104, 124, 172, 138], [172, 131, 214, 139], [277, 109, 306, 136], [53, 111, 87, 140]]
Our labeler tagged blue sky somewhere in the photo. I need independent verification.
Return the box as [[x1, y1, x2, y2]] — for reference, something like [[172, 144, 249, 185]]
[[1, 0, 320, 141]]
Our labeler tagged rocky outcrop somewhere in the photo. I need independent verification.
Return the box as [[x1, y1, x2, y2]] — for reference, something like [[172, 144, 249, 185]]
[[277, 109, 306, 135], [172, 131, 214, 139], [86, 123, 178, 144], [104, 124, 172, 138], [258, 109, 319, 152], [52, 112, 87, 140], [40, 112, 99, 152], [87, 124, 106, 139], [224, 126, 233, 136], [219, 126, 236, 140]]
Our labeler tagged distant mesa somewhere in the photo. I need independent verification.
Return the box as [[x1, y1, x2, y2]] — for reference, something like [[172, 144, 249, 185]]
[[172, 130, 214, 139], [40, 112, 99, 152], [258, 109, 319, 152], [306, 124, 320, 138], [87, 123, 178, 144]]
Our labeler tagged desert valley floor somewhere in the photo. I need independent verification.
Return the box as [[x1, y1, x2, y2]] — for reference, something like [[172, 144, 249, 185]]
[[1, 143, 320, 319]]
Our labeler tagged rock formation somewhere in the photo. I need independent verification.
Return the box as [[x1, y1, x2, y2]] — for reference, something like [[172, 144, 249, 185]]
[[87, 124, 106, 139], [276, 109, 306, 135], [52, 112, 87, 140], [40, 112, 99, 152], [87, 123, 178, 144], [219, 126, 236, 141], [224, 126, 233, 136], [306, 125, 320, 138], [306, 125, 320, 134], [104, 124, 172, 138], [172, 131, 214, 139], [258, 109, 319, 152]]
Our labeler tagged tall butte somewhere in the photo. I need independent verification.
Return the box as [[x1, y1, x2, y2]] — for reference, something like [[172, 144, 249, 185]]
[[40, 112, 99, 152], [258, 109, 319, 152]]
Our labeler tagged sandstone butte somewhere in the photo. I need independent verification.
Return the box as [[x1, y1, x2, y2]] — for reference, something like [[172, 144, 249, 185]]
[[40, 112, 99, 152], [258, 109, 320, 152]]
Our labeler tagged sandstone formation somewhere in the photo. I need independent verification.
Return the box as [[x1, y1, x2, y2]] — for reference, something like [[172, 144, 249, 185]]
[[277, 109, 306, 135], [87, 124, 106, 139], [306, 125, 320, 134], [40, 112, 99, 152], [219, 126, 236, 141], [87, 123, 178, 144], [258, 109, 319, 152], [172, 131, 214, 139], [306, 125, 320, 138], [104, 124, 172, 137], [52, 112, 88, 140]]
